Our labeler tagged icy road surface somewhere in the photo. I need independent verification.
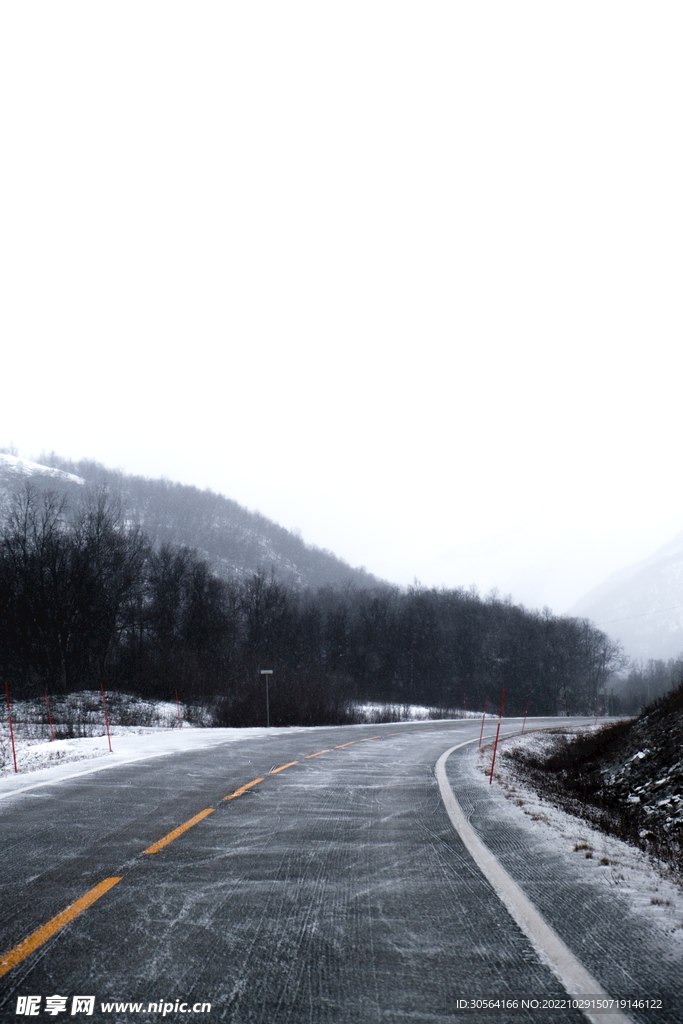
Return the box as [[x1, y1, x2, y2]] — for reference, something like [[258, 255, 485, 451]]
[[0, 719, 680, 1023]]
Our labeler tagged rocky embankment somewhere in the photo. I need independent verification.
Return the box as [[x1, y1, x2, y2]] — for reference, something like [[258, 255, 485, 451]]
[[504, 682, 683, 871], [605, 692, 683, 847]]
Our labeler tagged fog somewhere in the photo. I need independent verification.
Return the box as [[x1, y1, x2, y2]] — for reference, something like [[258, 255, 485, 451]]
[[2, 3, 681, 613]]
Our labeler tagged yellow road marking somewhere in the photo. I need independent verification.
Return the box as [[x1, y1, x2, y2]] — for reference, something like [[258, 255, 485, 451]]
[[223, 777, 264, 800], [0, 877, 122, 979], [1, 732, 410, 979], [144, 809, 215, 854]]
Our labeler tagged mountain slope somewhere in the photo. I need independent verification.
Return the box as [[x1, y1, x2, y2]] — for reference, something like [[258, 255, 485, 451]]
[[0, 452, 382, 591], [568, 532, 683, 661]]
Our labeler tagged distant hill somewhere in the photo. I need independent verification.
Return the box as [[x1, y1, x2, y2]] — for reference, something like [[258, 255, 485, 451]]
[[568, 531, 683, 661], [0, 452, 382, 591]]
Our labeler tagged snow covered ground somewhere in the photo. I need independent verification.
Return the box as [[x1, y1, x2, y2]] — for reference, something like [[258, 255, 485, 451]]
[[0, 690, 322, 795], [0, 695, 481, 783], [478, 728, 683, 945], [0, 723, 315, 801]]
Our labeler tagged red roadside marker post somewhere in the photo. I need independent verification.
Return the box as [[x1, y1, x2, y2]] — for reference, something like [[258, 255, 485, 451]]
[[175, 689, 182, 729], [521, 699, 529, 735], [100, 682, 112, 752], [45, 690, 55, 741], [478, 696, 488, 749], [488, 688, 506, 785], [4, 680, 18, 773]]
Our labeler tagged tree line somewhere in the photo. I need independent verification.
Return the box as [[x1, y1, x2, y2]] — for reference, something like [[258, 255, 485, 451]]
[[613, 656, 683, 716], [0, 487, 625, 725]]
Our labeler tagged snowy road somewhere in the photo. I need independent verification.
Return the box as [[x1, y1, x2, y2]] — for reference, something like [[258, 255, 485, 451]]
[[0, 720, 680, 1022]]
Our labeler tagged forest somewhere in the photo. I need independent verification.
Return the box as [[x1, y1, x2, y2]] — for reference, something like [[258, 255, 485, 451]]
[[0, 487, 625, 726], [612, 656, 683, 716]]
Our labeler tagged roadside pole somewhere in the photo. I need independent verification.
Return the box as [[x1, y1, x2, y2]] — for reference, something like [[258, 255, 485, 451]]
[[521, 699, 529, 735], [4, 680, 18, 773], [175, 689, 182, 729], [594, 698, 602, 727], [100, 683, 112, 752], [260, 670, 273, 728], [488, 688, 506, 785], [45, 690, 55, 741], [478, 696, 487, 748]]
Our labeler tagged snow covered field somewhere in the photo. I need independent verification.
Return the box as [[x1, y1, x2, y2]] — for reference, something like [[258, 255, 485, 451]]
[[0, 723, 316, 802], [0, 691, 318, 793], [0, 694, 480, 782]]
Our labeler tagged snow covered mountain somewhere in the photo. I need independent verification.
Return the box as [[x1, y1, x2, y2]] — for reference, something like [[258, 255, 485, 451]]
[[568, 532, 683, 661], [0, 452, 381, 591]]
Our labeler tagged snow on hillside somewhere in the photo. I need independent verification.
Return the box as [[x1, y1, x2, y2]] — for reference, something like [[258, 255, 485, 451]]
[[0, 452, 84, 486], [0, 452, 381, 591]]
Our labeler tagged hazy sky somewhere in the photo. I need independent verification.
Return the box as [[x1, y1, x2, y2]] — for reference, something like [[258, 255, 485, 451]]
[[2, 3, 681, 613]]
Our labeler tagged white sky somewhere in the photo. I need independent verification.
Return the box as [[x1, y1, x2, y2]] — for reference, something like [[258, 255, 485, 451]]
[[1, 3, 682, 613]]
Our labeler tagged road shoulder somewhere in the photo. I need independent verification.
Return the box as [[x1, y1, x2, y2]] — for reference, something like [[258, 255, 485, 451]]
[[441, 737, 683, 1023]]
